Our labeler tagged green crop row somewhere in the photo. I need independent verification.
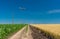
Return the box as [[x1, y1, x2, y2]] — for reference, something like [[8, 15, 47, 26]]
[[0, 24, 27, 39]]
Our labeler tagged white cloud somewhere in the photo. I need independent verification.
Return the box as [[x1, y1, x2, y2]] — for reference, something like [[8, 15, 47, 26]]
[[48, 9, 60, 14], [19, 7, 26, 10]]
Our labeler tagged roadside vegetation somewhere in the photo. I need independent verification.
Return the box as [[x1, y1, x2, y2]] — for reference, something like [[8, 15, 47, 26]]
[[0, 24, 27, 39]]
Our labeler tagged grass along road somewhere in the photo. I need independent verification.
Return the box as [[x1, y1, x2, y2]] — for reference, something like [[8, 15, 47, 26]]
[[0, 24, 27, 39]]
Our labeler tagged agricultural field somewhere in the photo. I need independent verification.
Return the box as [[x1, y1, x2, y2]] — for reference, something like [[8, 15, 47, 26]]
[[31, 24, 60, 39], [0, 24, 27, 39]]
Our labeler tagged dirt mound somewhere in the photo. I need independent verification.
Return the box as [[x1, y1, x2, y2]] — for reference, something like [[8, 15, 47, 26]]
[[29, 25, 49, 39]]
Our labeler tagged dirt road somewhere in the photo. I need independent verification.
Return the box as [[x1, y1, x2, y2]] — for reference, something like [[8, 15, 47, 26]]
[[8, 26, 33, 39], [8, 25, 53, 39]]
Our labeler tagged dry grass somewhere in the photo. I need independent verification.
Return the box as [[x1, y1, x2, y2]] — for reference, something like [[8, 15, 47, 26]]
[[31, 24, 60, 39]]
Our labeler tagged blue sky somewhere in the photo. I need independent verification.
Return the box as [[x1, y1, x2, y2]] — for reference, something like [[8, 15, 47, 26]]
[[0, 0, 60, 24]]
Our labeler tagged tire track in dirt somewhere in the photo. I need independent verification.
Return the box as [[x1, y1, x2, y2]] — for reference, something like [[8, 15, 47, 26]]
[[8, 26, 27, 39], [8, 25, 53, 39], [8, 26, 33, 39]]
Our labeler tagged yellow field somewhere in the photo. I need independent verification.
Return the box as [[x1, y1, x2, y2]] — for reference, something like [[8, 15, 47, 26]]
[[31, 24, 60, 39]]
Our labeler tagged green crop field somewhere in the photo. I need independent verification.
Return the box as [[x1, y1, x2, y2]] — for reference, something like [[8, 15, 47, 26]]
[[0, 24, 27, 39]]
